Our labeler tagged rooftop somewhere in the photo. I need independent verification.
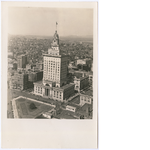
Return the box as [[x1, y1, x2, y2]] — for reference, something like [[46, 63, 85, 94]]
[[33, 80, 43, 85], [53, 83, 74, 90], [43, 53, 69, 58], [69, 95, 80, 104], [74, 76, 88, 81], [81, 90, 93, 96], [66, 103, 78, 108], [56, 110, 77, 119]]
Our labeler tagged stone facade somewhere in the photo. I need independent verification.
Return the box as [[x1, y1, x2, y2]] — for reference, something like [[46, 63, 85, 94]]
[[34, 81, 74, 102]]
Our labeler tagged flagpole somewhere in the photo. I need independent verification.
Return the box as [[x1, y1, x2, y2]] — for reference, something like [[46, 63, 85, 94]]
[[56, 22, 58, 31]]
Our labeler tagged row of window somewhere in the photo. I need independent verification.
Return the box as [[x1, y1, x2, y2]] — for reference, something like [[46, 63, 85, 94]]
[[44, 62, 60, 66], [81, 96, 91, 102], [49, 53, 59, 55], [44, 73, 60, 78], [44, 59, 61, 62], [35, 86, 42, 94], [53, 91, 62, 99]]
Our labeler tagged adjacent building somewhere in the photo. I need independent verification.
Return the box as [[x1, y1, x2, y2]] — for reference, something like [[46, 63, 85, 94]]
[[80, 90, 93, 106], [74, 75, 89, 92], [76, 58, 92, 71], [17, 54, 27, 69], [10, 72, 28, 90], [28, 71, 43, 82]]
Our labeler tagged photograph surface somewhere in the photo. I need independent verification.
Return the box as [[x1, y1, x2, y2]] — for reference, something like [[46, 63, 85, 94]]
[[7, 7, 93, 119]]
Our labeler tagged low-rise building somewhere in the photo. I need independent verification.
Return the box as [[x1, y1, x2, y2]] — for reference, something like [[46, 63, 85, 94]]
[[77, 103, 93, 119], [80, 90, 93, 106], [66, 104, 77, 112], [33, 80, 75, 102]]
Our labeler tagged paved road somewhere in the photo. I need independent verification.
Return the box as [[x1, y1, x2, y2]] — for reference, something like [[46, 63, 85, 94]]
[[7, 90, 15, 118]]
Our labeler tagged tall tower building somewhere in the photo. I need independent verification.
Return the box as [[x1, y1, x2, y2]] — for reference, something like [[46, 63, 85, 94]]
[[34, 24, 75, 102], [43, 30, 68, 87]]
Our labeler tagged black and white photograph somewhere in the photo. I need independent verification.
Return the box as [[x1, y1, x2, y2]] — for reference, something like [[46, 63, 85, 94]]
[[2, 0, 150, 150], [7, 7, 94, 119], [1, 2, 97, 149]]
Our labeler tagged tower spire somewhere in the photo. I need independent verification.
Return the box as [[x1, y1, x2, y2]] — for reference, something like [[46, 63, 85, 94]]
[[56, 22, 58, 31]]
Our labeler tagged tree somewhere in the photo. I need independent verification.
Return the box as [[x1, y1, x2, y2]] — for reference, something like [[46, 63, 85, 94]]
[[30, 103, 37, 109]]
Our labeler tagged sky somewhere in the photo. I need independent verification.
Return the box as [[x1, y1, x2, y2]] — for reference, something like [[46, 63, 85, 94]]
[[8, 7, 93, 37]]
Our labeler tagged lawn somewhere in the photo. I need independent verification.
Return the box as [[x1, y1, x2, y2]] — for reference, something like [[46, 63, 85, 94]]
[[15, 97, 54, 118]]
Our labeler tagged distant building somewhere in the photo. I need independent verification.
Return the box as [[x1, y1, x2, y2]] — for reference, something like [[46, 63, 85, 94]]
[[8, 63, 13, 69], [10, 72, 28, 90], [91, 62, 93, 72], [88, 72, 93, 87], [69, 61, 75, 67], [76, 58, 92, 71], [13, 63, 17, 70], [36, 63, 43, 70], [8, 52, 13, 58], [17, 54, 27, 69], [26, 64, 33, 70], [28, 71, 43, 82]]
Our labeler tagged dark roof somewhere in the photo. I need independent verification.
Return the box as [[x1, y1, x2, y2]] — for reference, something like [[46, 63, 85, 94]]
[[56, 110, 77, 119], [69, 96, 80, 104], [66, 103, 78, 108], [81, 103, 91, 110], [53, 83, 74, 90], [74, 72, 83, 78], [74, 76, 88, 81], [33, 80, 43, 85], [82, 90, 93, 96]]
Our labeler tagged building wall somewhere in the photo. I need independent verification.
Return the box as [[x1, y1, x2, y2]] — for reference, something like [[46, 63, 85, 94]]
[[77, 59, 86, 65], [80, 77, 89, 90], [11, 73, 28, 90], [34, 83, 74, 102], [17, 55, 27, 69], [43, 56, 61, 83], [60, 56, 68, 85], [28, 71, 43, 82], [43, 55, 68, 87], [63, 84, 75, 100], [53, 89, 63, 101], [66, 105, 76, 112], [74, 76, 89, 92], [80, 95, 92, 106], [34, 85, 43, 96]]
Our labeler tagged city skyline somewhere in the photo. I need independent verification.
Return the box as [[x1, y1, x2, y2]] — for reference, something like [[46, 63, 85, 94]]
[[8, 7, 93, 37]]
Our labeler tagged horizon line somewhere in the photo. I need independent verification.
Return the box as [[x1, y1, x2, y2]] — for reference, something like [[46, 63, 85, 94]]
[[8, 33, 93, 37]]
